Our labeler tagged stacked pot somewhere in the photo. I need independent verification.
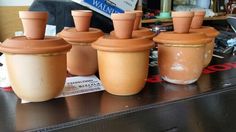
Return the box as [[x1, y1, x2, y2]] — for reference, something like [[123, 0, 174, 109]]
[[153, 11, 213, 85], [110, 10, 156, 40], [92, 11, 154, 96], [0, 11, 72, 102], [59, 10, 104, 76]]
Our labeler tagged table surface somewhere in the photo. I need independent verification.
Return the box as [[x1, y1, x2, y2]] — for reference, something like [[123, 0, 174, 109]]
[[1, 54, 236, 132]]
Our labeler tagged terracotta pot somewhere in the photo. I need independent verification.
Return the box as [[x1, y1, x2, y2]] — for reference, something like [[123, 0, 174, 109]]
[[59, 28, 103, 75], [153, 32, 211, 84], [0, 36, 72, 102], [172, 11, 194, 33], [71, 10, 92, 32], [190, 26, 219, 67], [110, 27, 156, 40], [191, 10, 206, 29], [111, 13, 136, 39], [125, 10, 143, 30], [19, 11, 48, 40], [92, 36, 154, 95]]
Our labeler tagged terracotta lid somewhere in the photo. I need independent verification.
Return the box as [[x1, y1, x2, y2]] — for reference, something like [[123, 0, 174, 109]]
[[58, 27, 104, 43], [110, 27, 156, 40], [0, 36, 72, 54], [189, 26, 219, 38], [92, 36, 154, 52], [153, 32, 211, 45], [132, 27, 156, 39]]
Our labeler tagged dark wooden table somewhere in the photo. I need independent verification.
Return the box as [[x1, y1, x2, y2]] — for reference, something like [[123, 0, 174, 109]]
[[1, 53, 236, 132]]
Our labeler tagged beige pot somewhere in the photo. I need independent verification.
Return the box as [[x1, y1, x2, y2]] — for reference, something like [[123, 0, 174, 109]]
[[71, 10, 92, 32], [19, 11, 48, 40], [59, 28, 103, 75], [92, 36, 154, 95], [190, 26, 219, 67], [153, 32, 210, 84], [111, 13, 136, 39], [172, 11, 194, 33], [191, 10, 206, 29], [0, 36, 71, 102]]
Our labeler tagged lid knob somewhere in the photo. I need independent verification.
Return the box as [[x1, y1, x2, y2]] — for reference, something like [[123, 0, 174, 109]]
[[19, 11, 48, 40], [111, 12, 136, 39], [71, 10, 92, 32]]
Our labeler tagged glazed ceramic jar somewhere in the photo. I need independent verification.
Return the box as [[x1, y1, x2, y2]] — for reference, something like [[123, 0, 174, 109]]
[[190, 26, 219, 67], [59, 10, 104, 76], [172, 11, 194, 33], [59, 28, 103, 76], [92, 36, 154, 95], [0, 36, 71, 102], [153, 32, 211, 84]]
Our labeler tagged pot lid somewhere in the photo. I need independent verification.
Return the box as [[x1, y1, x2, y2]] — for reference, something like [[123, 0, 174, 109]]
[[110, 27, 156, 40], [0, 36, 72, 54], [132, 27, 156, 39], [58, 27, 104, 43], [92, 36, 154, 52], [153, 31, 211, 45], [190, 26, 219, 38]]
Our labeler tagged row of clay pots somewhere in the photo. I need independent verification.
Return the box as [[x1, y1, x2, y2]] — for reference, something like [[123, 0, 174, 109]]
[[153, 11, 219, 85], [0, 10, 156, 102]]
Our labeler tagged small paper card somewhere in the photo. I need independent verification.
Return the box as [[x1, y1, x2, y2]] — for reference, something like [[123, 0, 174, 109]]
[[21, 75, 104, 103]]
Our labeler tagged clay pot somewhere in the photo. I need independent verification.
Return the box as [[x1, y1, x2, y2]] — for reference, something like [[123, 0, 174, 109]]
[[190, 26, 219, 67], [191, 10, 206, 29], [172, 11, 194, 33], [153, 32, 211, 84], [125, 10, 143, 30], [110, 27, 156, 40], [19, 11, 48, 40], [71, 10, 92, 32], [59, 28, 103, 75], [111, 13, 136, 39], [0, 36, 72, 102], [92, 36, 154, 95]]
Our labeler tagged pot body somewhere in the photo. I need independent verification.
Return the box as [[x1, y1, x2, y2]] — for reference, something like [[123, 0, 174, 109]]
[[204, 39, 215, 67], [5, 53, 67, 102], [97, 50, 150, 95], [67, 42, 98, 75], [158, 44, 205, 84]]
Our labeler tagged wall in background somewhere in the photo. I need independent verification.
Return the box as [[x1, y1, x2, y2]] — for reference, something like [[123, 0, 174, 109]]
[[0, 1, 32, 41], [0, 0, 33, 6]]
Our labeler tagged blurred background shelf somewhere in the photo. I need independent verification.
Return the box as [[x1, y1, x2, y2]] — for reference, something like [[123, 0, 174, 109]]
[[142, 15, 228, 24]]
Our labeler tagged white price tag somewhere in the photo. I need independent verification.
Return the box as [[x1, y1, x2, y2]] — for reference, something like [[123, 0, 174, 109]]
[[22, 75, 104, 103]]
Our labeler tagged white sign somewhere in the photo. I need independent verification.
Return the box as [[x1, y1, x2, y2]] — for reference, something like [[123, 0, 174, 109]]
[[22, 75, 104, 103]]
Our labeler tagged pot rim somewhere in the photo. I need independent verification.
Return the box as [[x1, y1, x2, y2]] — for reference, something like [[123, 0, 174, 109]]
[[71, 10, 92, 17], [190, 26, 220, 38], [111, 13, 136, 20], [92, 36, 154, 52], [153, 31, 211, 45], [58, 27, 104, 43], [19, 11, 48, 19], [0, 36, 71, 54], [172, 11, 194, 17]]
